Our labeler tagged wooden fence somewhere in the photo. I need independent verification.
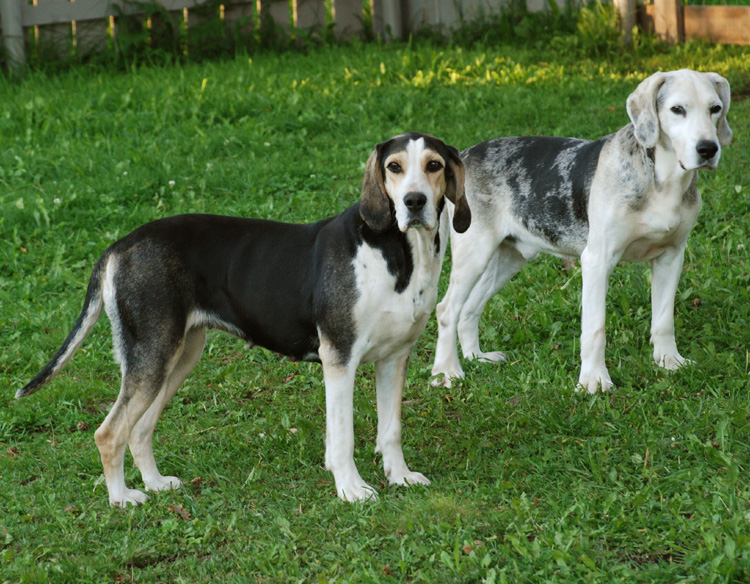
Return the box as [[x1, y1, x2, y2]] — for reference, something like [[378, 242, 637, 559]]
[[641, 0, 750, 45], [0, 0, 524, 73], [3, 0, 750, 74], [614, 0, 750, 45]]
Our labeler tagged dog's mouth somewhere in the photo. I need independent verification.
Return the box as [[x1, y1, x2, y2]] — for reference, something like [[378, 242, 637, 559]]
[[680, 160, 718, 172], [400, 216, 435, 232]]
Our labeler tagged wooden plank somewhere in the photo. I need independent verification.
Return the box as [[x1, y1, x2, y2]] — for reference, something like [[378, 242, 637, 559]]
[[685, 6, 750, 45], [35, 21, 72, 59], [637, 3, 655, 35], [224, 1, 254, 38], [22, 0, 210, 27], [294, 0, 324, 30], [74, 18, 110, 56], [613, 0, 636, 43], [652, 0, 682, 44], [0, 0, 26, 70], [332, 0, 362, 38], [261, 0, 290, 31]]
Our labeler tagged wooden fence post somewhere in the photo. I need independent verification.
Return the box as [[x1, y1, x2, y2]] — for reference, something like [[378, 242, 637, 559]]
[[332, 0, 362, 39], [294, 0, 324, 30], [653, 0, 683, 43], [1, 0, 26, 73], [613, 0, 636, 43], [262, 0, 291, 32], [372, 0, 401, 40]]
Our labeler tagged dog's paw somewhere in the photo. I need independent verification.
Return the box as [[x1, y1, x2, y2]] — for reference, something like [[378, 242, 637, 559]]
[[430, 374, 453, 388], [144, 475, 182, 493], [337, 482, 378, 503], [655, 353, 694, 371], [474, 350, 508, 364], [576, 370, 613, 394], [389, 469, 431, 488], [110, 489, 150, 507], [430, 363, 464, 388]]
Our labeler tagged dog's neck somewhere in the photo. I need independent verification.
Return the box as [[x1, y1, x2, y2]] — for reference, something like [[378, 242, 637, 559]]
[[653, 140, 697, 196]]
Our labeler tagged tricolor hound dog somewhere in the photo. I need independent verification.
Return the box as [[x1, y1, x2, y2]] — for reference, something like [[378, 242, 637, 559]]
[[431, 69, 731, 393], [17, 132, 470, 505]]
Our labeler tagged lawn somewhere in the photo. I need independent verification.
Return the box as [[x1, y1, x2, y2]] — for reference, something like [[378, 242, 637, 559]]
[[1, 34, 750, 583]]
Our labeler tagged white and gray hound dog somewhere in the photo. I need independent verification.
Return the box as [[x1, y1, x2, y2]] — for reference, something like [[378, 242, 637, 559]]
[[432, 69, 731, 392], [17, 132, 470, 505]]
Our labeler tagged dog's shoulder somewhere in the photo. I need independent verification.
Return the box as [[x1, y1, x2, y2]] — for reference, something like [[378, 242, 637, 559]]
[[594, 124, 657, 211], [317, 203, 416, 294]]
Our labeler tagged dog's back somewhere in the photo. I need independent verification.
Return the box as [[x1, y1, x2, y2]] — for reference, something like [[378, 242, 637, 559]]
[[461, 135, 612, 258]]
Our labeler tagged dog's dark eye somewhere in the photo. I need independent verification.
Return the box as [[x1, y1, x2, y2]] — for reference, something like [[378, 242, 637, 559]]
[[426, 160, 443, 173], [387, 161, 402, 173], [710, 104, 722, 115], [670, 105, 686, 116]]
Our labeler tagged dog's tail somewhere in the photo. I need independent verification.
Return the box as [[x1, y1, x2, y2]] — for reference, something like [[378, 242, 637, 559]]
[[16, 255, 107, 399]]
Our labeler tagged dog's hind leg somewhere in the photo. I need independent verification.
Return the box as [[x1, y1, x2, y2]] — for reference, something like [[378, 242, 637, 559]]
[[129, 327, 207, 494], [432, 235, 499, 386], [94, 254, 194, 506], [457, 241, 527, 364], [94, 366, 173, 507], [375, 349, 430, 490]]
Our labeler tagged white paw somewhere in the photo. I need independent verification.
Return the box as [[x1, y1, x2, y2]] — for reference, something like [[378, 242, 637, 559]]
[[656, 353, 694, 371], [144, 475, 182, 493], [576, 370, 613, 394], [388, 469, 431, 488], [337, 482, 378, 503], [110, 489, 150, 507], [475, 350, 508, 364], [431, 374, 453, 388], [430, 363, 464, 388]]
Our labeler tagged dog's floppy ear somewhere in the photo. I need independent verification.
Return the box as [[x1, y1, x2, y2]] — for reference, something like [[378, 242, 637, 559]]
[[443, 145, 470, 233], [626, 71, 667, 149], [360, 142, 393, 233], [706, 72, 732, 147]]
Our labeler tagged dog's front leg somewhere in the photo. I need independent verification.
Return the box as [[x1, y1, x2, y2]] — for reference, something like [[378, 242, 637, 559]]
[[375, 350, 430, 490], [650, 244, 692, 370], [578, 245, 618, 393], [320, 342, 376, 502]]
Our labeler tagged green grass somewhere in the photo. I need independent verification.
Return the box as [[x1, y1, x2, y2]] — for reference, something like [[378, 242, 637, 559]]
[[1, 38, 750, 583]]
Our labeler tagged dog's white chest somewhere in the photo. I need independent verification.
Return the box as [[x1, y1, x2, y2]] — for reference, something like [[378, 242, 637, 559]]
[[352, 241, 440, 362], [623, 186, 700, 261]]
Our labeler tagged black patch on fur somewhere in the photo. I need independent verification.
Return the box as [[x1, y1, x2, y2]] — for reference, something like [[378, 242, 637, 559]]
[[359, 204, 414, 294], [492, 136, 607, 243]]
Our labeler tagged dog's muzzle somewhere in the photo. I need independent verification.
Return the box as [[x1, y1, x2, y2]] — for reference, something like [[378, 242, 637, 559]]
[[696, 139, 720, 169], [405, 192, 427, 213], [696, 140, 719, 162], [403, 192, 430, 229]]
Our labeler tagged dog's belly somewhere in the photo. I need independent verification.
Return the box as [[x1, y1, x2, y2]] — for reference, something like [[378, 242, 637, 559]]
[[513, 230, 585, 261]]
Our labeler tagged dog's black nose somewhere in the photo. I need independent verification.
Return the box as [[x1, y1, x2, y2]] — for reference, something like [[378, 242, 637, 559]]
[[696, 140, 718, 160], [404, 192, 427, 212]]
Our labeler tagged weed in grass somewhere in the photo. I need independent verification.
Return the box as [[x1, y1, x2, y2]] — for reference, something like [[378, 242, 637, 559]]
[[1, 39, 750, 583]]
